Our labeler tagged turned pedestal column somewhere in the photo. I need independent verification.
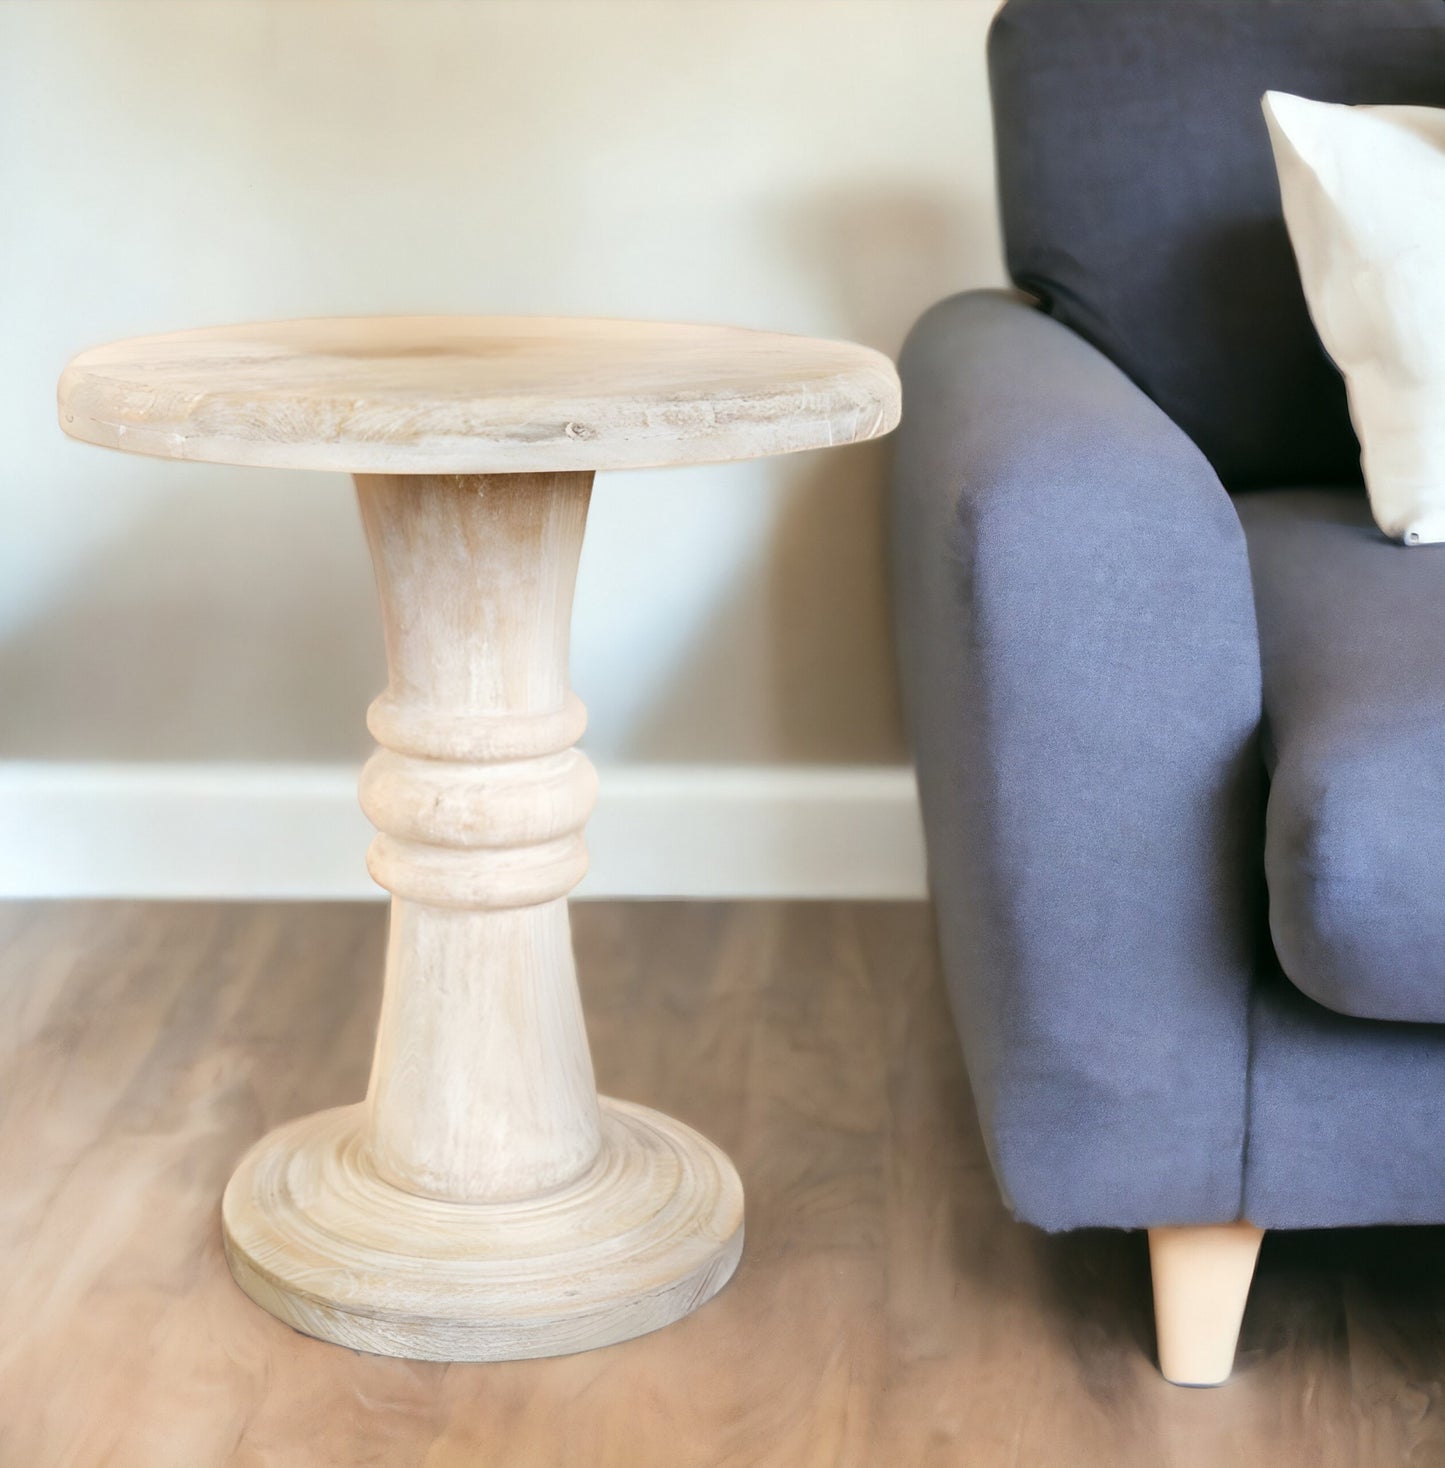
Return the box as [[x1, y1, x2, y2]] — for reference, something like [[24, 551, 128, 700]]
[[218, 468, 747, 1359], [355, 470, 602, 1208], [57, 315, 900, 1360]]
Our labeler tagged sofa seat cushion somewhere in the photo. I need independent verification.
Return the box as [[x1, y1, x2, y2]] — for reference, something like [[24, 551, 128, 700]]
[[1237, 488, 1445, 1022]]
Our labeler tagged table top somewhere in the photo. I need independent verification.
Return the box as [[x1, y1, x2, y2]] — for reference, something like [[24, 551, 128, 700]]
[[57, 316, 901, 475]]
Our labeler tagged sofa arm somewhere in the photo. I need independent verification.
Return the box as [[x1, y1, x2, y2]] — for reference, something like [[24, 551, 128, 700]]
[[891, 290, 1264, 1231]]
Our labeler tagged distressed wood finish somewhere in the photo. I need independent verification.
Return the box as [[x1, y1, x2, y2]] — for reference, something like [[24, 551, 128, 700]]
[[221, 472, 743, 1357], [56, 314, 900, 1362], [223, 1100, 742, 1361], [355, 471, 601, 1202], [56, 315, 901, 474], [9, 901, 1445, 1466]]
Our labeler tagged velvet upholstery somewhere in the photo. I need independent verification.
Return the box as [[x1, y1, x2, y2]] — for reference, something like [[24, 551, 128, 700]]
[[891, 290, 1264, 1231], [989, 0, 1445, 490], [1237, 489, 1445, 1024]]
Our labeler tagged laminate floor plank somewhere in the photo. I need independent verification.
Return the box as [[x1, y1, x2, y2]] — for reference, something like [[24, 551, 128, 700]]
[[2, 900, 1444, 1466]]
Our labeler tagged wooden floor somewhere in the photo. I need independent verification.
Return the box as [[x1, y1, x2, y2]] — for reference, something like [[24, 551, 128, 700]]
[[4, 902, 1445, 1466]]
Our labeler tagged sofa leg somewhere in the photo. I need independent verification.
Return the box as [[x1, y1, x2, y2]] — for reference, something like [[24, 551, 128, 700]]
[[1147, 1222, 1264, 1386]]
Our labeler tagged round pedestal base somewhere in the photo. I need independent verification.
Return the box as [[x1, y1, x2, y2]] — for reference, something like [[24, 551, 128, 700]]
[[221, 1098, 744, 1361]]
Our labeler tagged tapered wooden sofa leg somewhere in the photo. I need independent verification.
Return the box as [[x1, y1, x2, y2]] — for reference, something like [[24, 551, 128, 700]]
[[1148, 1222, 1264, 1386]]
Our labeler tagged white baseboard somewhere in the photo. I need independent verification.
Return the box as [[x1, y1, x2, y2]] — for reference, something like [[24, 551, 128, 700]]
[[0, 762, 927, 901]]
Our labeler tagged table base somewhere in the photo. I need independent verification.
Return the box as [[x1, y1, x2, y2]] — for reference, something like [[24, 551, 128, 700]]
[[222, 1099, 744, 1361]]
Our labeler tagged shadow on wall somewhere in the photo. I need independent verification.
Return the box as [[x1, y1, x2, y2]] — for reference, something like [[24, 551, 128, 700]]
[[623, 186, 973, 764], [1, 186, 977, 767], [0, 474, 383, 762], [620, 438, 908, 764]]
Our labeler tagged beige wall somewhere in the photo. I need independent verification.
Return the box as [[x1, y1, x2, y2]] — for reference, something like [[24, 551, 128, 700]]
[[0, 0, 1004, 767]]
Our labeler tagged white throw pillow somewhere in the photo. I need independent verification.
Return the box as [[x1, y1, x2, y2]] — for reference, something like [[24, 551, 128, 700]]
[[1263, 91, 1445, 545]]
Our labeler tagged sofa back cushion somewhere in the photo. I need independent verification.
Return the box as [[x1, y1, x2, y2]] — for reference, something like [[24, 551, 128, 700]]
[[988, 0, 1445, 489]]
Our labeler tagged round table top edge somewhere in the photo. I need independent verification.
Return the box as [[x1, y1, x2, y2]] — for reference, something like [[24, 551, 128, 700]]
[[56, 317, 902, 473], [55, 389, 902, 475]]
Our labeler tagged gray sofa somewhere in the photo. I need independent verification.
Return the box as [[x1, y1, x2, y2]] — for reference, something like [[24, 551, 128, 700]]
[[891, 0, 1445, 1385]]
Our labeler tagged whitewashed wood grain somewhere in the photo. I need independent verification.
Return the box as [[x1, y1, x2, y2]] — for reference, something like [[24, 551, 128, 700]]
[[223, 1099, 744, 1361], [57, 315, 901, 474], [222, 470, 746, 1358], [54, 313, 899, 1362]]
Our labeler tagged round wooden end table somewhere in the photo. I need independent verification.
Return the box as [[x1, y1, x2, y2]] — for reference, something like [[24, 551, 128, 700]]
[[57, 316, 900, 1362]]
